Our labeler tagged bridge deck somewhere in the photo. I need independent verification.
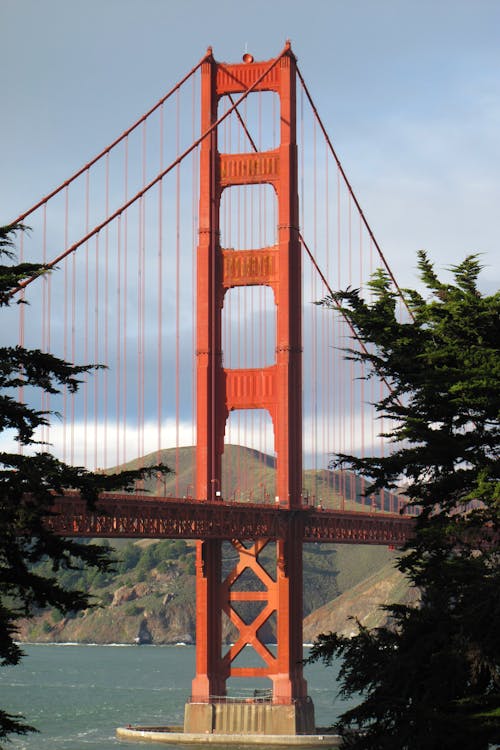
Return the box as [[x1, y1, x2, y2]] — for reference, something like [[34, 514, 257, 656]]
[[47, 493, 413, 546]]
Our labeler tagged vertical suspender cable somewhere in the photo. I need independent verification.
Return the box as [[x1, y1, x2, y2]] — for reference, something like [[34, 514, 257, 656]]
[[84, 168, 90, 467], [142, 127, 147, 464], [349, 196, 355, 503], [137, 196, 143, 470], [104, 153, 110, 469], [337, 170, 345, 507], [157, 103, 164, 491], [369, 238, 374, 512], [17, 230, 25, 455], [70, 204, 77, 465], [175, 89, 181, 496], [116, 214, 122, 468], [94, 232, 99, 470], [46, 204, 51, 450], [41, 203, 48, 448], [359, 215, 365, 502], [379, 378, 385, 510], [122, 138, 129, 466], [140, 121, 147, 470], [138, 119, 147, 473], [312, 117, 318, 495], [325, 142, 333, 504], [41, 209, 46, 446], [63, 188, 69, 463]]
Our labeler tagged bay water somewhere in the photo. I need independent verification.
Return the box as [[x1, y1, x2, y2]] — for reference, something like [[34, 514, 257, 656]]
[[0, 644, 354, 750]]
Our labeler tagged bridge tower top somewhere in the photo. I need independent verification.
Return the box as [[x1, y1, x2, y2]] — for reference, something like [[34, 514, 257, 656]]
[[195, 42, 302, 510]]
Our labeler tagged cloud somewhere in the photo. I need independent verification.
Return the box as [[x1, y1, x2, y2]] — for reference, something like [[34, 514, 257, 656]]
[[0, 419, 196, 471], [0, 407, 392, 474]]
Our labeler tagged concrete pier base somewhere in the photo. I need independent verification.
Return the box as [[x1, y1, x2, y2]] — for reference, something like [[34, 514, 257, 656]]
[[116, 725, 340, 746], [117, 697, 341, 746], [184, 698, 316, 736], [116, 697, 340, 746]]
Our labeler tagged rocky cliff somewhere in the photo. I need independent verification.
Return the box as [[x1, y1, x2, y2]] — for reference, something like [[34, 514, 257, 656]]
[[17, 540, 409, 645], [303, 561, 419, 641]]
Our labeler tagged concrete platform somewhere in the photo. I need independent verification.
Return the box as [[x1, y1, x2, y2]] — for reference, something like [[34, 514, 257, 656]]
[[184, 699, 317, 736], [116, 725, 341, 746]]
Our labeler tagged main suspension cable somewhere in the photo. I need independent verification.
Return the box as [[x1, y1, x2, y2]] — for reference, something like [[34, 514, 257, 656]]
[[296, 64, 413, 320], [12, 52, 211, 225], [9, 45, 289, 299]]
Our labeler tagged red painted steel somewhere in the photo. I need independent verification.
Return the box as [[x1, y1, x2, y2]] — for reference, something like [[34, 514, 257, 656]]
[[47, 493, 414, 545], [193, 42, 306, 705]]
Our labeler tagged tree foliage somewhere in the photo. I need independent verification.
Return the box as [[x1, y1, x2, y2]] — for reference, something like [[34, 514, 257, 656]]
[[0, 224, 169, 743], [308, 251, 500, 749]]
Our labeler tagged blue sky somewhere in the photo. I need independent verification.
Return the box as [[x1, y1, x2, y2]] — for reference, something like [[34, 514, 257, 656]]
[[1, 0, 498, 469], [2, 0, 499, 291]]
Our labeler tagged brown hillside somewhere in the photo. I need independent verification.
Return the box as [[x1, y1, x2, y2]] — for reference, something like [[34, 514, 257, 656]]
[[303, 561, 419, 641]]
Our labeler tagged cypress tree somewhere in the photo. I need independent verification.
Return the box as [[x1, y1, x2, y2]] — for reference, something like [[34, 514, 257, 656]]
[[308, 251, 500, 749]]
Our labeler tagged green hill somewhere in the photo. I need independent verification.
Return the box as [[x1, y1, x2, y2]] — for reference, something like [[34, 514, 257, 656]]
[[113, 443, 399, 512]]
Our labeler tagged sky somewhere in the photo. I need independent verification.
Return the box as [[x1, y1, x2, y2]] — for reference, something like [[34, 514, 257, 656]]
[[2, 0, 499, 291], [0, 0, 499, 470]]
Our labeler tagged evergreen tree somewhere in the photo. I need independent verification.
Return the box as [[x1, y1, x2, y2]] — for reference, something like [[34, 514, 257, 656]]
[[308, 251, 500, 749], [0, 224, 169, 743]]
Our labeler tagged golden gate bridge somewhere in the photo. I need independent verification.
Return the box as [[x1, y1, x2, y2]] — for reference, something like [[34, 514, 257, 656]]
[[7, 43, 414, 739]]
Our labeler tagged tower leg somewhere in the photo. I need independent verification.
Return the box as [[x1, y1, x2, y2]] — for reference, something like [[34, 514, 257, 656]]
[[273, 533, 308, 703], [190, 540, 224, 702]]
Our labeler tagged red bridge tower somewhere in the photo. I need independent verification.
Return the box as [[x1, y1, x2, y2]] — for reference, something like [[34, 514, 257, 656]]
[[185, 43, 315, 735]]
